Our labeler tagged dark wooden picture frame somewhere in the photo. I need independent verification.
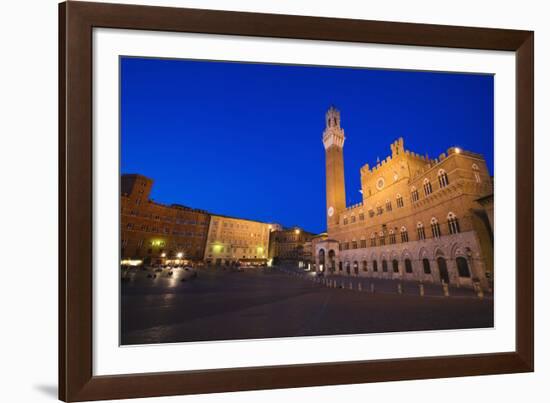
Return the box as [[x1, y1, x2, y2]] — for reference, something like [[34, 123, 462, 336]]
[[59, 1, 534, 401]]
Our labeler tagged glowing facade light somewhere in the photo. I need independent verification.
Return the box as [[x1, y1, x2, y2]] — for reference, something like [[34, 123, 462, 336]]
[[160, 252, 166, 258], [176, 252, 183, 258], [295, 229, 301, 235], [454, 147, 461, 154]]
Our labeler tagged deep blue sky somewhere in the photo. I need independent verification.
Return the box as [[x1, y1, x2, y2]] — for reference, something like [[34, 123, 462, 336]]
[[121, 57, 494, 234]]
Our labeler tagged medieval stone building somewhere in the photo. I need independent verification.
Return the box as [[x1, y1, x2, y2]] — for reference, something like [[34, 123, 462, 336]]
[[315, 107, 494, 290]]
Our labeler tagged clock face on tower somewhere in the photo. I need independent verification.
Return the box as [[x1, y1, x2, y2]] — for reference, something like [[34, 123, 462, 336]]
[[376, 177, 385, 190], [327, 206, 334, 217]]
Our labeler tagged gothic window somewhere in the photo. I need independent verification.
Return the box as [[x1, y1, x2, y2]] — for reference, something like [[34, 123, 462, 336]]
[[352, 241, 358, 249], [379, 231, 386, 246], [339, 262, 343, 271], [351, 215, 356, 223], [417, 221, 426, 240], [343, 217, 348, 225], [411, 187, 419, 202], [362, 261, 368, 271], [369, 209, 375, 218], [389, 229, 396, 245], [431, 217, 441, 238], [359, 213, 365, 221], [400, 226, 409, 242], [360, 239, 367, 248], [386, 200, 392, 211], [392, 259, 399, 273], [456, 256, 471, 277], [373, 260, 378, 272], [405, 258, 413, 273], [382, 260, 388, 272], [447, 212, 460, 234], [472, 163, 481, 183], [438, 169, 449, 188], [353, 261, 359, 274], [422, 258, 431, 274], [376, 206, 383, 215], [396, 194, 404, 208], [423, 178, 433, 196], [370, 233, 377, 247]]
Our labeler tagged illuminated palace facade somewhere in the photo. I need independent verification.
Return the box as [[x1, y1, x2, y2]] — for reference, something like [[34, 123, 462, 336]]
[[120, 174, 211, 265], [315, 107, 494, 290]]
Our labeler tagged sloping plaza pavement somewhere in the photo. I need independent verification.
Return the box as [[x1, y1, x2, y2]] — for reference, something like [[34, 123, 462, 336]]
[[121, 266, 493, 345]]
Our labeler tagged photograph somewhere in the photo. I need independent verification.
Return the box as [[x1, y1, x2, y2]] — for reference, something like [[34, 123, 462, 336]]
[[119, 57, 495, 346]]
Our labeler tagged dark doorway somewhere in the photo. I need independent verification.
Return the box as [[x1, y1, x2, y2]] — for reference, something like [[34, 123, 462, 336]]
[[437, 257, 449, 283], [328, 249, 336, 272], [456, 257, 471, 278]]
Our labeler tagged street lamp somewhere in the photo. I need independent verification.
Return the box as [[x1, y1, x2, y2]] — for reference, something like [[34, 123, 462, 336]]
[[176, 252, 183, 259]]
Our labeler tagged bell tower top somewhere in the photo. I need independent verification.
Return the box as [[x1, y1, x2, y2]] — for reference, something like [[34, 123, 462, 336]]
[[323, 106, 345, 150], [326, 105, 341, 129]]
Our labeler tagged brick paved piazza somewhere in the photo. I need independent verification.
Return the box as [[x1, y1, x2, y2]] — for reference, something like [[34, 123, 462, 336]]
[[121, 266, 493, 345]]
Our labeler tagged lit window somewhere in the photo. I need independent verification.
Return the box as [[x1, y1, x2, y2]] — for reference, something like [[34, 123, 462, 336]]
[[472, 163, 481, 183], [417, 222, 426, 240], [431, 217, 441, 238], [411, 187, 419, 202], [370, 233, 377, 247], [447, 212, 460, 234], [389, 229, 396, 245], [396, 194, 404, 208], [423, 178, 433, 196], [438, 169, 449, 188], [400, 226, 409, 242]]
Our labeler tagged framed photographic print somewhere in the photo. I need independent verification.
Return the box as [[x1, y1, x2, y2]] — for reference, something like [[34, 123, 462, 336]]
[[59, 1, 534, 401]]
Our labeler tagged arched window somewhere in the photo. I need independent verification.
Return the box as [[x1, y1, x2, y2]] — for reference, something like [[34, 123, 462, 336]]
[[339, 261, 343, 271], [431, 217, 441, 238], [422, 258, 431, 274], [379, 231, 386, 246], [362, 260, 368, 272], [423, 178, 433, 196], [382, 260, 388, 272], [396, 193, 404, 208], [438, 169, 449, 188], [392, 259, 399, 273], [373, 260, 378, 272], [417, 221, 426, 240], [447, 212, 460, 234], [456, 256, 471, 277], [472, 163, 481, 183], [353, 261, 359, 274], [411, 186, 419, 202], [405, 258, 413, 273], [385, 199, 392, 211], [400, 226, 409, 242], [376, 205, 383, 215], [370, 233, 377, 247], [389, 229, 396, 244], [345, 262, 351, 274]]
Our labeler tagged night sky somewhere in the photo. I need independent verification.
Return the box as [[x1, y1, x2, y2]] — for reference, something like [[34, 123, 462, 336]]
[[121, 57, 494, 234]]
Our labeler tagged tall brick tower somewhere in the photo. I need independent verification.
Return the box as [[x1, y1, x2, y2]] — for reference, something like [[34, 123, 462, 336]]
[[322, 106, 346, 229]]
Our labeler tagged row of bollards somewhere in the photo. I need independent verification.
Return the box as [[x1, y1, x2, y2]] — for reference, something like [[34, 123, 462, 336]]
[[280, 268, 485, 299]]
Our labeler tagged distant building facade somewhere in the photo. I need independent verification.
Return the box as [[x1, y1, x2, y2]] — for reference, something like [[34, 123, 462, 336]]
[[316, 107, 494, 289], [120, 174, 210, 265], [268, 227, 315, 267], [204, 215, 272, 266]]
